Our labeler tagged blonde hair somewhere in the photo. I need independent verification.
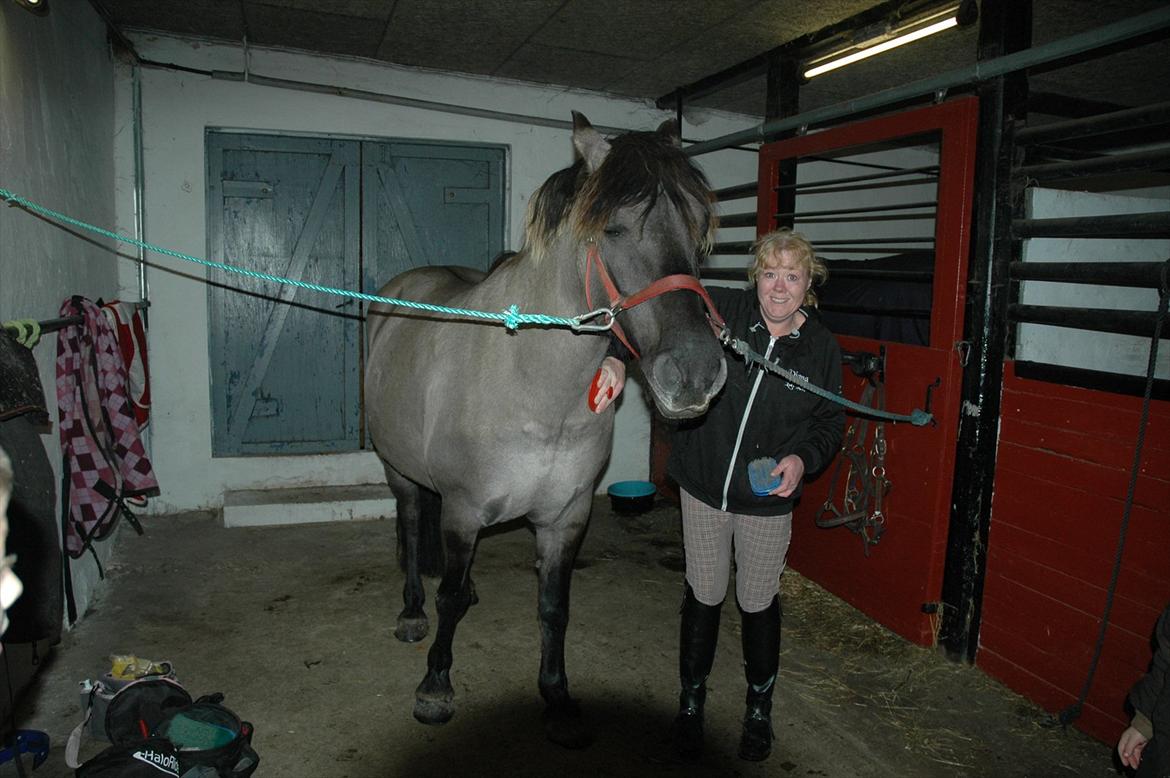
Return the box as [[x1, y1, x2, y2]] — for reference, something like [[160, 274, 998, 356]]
[[748, 228, 827, 308]]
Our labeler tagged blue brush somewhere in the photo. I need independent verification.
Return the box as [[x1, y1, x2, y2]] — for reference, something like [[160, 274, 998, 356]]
[[748, 457, 783, 496]]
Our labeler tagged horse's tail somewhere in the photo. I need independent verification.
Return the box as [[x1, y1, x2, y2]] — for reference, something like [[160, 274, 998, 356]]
[[397, 485, 444, 577]]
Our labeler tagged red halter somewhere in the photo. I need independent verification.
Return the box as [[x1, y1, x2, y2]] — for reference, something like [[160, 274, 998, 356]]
[[583, 242, 727, 360]]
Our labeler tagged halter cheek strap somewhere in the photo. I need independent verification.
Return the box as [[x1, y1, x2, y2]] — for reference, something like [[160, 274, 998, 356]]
[[584, 242, 727, 360]]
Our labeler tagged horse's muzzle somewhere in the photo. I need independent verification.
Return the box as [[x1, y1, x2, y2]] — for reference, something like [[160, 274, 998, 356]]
[[644, 349, 727, 419]]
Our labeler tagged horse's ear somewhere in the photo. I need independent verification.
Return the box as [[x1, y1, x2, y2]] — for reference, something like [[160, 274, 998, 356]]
[[656, 118, 682, 148], [571, 111, 611, 173]]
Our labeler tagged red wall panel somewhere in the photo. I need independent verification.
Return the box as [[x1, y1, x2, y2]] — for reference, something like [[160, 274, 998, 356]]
[[978, 362, 1170, 744]]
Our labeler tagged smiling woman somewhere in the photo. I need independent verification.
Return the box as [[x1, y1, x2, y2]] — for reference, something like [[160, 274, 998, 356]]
[[665, 227, 844, 763]]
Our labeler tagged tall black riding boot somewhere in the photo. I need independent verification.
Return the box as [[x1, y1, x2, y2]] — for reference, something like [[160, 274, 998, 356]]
[[738, 595, 781, 762], [670, 583, 722, 760]]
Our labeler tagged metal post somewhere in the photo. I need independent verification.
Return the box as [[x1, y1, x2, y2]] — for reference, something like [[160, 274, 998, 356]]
[[938, 0, 1031, 662], [767, 54, 800, 232]]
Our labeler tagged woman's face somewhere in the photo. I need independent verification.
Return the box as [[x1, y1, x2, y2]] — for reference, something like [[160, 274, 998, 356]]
[[756, 249, 811, 336]]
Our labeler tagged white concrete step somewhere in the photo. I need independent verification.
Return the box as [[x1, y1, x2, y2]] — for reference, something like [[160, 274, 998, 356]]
[[222, 483, 396, 528]]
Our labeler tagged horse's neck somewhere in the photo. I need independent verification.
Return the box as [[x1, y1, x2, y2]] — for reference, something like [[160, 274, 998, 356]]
[[487, 243, 609, 379], [494, 241, 585, 314]]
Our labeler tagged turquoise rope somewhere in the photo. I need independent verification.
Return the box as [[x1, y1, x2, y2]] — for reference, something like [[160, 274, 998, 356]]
[[2, 186, 932, 424], [0, 187, 576, 332]]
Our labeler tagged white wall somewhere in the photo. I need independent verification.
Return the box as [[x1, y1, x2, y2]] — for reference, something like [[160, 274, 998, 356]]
[[0, 1, 118, 633], [121, 33, 760, 512], [1019, 187, 1170, 378]]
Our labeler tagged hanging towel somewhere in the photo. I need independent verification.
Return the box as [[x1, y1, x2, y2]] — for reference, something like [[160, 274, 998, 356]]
[[55, 296, 159, 558], [99, 300, 151, 429]]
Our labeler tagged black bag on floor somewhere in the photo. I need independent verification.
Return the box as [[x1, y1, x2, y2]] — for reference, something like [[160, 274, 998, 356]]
[[157, 694, 259, 777], [75, 738, 181, 777], [72, 680, 259, 777]]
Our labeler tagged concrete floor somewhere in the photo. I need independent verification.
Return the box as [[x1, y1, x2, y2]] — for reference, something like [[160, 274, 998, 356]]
[[13, 497, 1118, 777]]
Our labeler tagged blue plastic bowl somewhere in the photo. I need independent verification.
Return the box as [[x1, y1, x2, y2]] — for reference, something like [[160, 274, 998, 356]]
[[607, 480, 657, 514]]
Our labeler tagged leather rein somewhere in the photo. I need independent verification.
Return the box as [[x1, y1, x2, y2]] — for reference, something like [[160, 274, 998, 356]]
[[582, 241, 726, 359]]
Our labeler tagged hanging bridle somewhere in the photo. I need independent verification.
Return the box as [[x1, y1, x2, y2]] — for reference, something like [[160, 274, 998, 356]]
[[581, 240, 727, 359]]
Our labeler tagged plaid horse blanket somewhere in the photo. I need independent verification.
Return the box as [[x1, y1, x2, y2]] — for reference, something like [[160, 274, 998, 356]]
[[56, 296, 159, 558]]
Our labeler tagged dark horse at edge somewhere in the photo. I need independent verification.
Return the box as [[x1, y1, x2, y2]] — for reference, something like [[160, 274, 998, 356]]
[[364, 113, 727, 746]]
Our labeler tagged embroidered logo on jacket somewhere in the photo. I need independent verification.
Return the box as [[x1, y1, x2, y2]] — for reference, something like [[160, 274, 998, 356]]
[[784, 369, 809, 391]]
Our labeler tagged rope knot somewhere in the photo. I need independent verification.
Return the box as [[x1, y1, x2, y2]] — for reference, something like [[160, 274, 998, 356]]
[[502, 304, 522, 331]]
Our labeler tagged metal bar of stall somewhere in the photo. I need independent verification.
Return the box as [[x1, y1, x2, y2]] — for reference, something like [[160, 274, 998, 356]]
[[1, 315, 84, 337], [683, 6, 1170, 157], [712, 241, 936, 255], [701, 266, 935, 282], [819, 302, 932, 319], [1009, 304, 1168, 339], [37, 316, 84, 334], [940, 0, 1031, 663], [816, 247, 938, 255], [795, 212, 931, 224], [712, 241, 755, 255], [713, 182, 758, 202], [700, 268, 749, 282], [779, 163, 940, 190], [1015, 99, 1170, 144], [816, 237, 935, 246], [795, 212, 938, 224], [796, 177, 939, 195], [1009, 260, 1166, 288], [777, 201, 938, 219], [717, 212, 760, 229], [825, 268, 935, 281], [1012, 212, 1170, 239], [1016, 146, 1170, 183]]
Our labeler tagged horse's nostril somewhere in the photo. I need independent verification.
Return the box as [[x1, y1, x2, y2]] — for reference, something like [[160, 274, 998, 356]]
[[653, 354, 684, 393]]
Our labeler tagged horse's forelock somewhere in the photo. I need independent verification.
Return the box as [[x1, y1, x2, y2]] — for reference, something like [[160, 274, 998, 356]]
[[569, 131, 715, 254]]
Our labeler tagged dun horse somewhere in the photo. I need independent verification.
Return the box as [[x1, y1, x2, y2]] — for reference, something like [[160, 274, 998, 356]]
[[365, 112, 727, 746]]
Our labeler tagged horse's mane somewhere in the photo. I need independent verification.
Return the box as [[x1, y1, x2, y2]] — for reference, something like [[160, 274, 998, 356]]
[[523, 129, 717, 262]]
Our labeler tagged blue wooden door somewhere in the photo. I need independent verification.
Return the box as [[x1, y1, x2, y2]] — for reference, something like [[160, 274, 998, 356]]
[[206, 133, 504, 456], [362, 141, 505, 287]]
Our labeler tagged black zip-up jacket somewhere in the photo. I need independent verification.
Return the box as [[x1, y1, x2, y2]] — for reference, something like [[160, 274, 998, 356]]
[[667, 285, 844, 516]]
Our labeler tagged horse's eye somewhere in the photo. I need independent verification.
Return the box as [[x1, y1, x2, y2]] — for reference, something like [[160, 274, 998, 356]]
[[603, 226, 625, 238]]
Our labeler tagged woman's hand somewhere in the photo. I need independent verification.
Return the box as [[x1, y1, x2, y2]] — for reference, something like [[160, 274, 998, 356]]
[[769, 454, 805, 498], [1118, 725, 1148, 769], [589, 357, 626, 413]]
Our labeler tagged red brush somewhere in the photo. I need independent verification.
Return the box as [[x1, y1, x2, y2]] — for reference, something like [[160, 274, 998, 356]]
[[587, 368, 614, 412]]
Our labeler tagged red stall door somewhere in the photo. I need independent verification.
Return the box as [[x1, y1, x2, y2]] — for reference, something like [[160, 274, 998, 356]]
[[760, 99, 979, 646]]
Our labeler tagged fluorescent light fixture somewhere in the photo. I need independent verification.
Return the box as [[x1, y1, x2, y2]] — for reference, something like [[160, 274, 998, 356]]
[[804, 11, 959, 79]]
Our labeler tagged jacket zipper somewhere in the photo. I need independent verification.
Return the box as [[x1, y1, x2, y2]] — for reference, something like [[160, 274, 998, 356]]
[[720, 335, 776, 511]]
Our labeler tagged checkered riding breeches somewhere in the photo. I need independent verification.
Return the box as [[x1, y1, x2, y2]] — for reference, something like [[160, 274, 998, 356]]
[[680, 488, 792, 613]]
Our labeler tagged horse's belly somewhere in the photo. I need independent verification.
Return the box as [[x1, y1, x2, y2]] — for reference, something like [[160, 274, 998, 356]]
[[434, 421, 611, 524]]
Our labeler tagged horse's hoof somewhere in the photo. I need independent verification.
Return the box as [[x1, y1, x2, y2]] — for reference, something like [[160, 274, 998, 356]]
[[413, 696, 455, 725], [395, 615, 428, 643], [542, 700, 594, 749]]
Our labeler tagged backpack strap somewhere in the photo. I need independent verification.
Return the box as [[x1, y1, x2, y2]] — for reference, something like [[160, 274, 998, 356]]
[[65, 683, 98, 769]]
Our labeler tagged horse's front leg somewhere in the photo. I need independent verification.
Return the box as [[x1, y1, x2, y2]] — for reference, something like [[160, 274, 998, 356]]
[[413, 524, 477, 725], [532, 492, 594, 749]]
